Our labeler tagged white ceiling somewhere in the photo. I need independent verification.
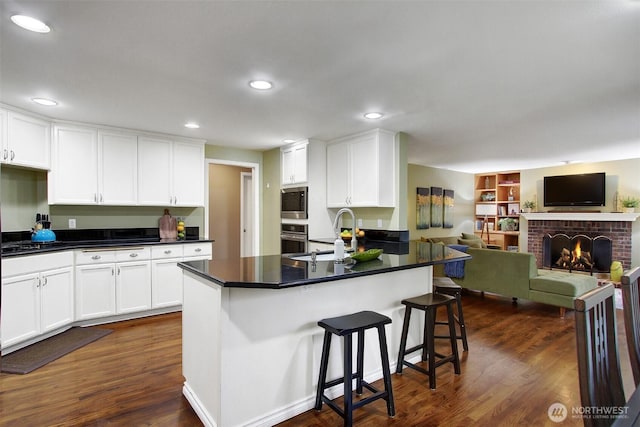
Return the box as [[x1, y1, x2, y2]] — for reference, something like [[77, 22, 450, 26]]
[[1, 0, 639, 173]]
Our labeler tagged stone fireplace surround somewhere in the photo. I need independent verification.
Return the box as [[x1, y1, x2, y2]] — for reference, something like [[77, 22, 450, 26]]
[[524, 213, 637, 271]]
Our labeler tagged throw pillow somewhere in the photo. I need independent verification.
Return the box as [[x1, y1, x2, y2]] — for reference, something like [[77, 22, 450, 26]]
[[460, 233, 488, 248]]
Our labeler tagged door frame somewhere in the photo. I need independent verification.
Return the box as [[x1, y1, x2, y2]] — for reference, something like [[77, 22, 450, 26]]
[[205, 159, 260, 257], [240, 171, 253, 257]]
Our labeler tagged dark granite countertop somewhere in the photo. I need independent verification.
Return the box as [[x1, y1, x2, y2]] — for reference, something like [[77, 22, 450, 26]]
[[178, 241, 470, 289], [1, 227, 211, 257]]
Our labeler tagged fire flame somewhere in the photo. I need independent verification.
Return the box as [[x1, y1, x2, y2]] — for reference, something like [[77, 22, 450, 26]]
[[573, 240, 582, 261]]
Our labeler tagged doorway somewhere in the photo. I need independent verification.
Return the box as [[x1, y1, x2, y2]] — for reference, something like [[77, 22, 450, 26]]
[[206, 160, 259, 259]]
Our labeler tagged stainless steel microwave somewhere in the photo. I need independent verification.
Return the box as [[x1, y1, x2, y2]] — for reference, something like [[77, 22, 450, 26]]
[[281, 186, 308, 219]]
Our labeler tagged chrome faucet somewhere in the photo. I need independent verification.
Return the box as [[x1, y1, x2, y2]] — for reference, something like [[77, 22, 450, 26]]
[[332, 208, 357, 251]]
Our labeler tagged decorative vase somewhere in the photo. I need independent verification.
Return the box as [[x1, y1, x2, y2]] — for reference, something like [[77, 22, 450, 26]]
[[523, 208, 532, 213], [610, 261, 623, 283], [623, 207, 635, 213]]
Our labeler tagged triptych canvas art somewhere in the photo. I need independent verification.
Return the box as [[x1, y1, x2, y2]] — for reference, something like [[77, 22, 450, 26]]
[[416, 187, 454, 229]]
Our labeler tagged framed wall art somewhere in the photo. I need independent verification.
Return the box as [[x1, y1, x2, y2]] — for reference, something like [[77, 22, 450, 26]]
[[416, 187, 430, 229], [430, 186, 443, 228], [443, 189, 454, 228]]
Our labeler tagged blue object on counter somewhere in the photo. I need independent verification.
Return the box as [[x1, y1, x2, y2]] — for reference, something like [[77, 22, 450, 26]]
[[32, 229, 56, 242]]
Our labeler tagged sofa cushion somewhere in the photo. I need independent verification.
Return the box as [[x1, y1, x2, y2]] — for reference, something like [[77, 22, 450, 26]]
[[426, 236, 459, 246], [530, 270, 598, 297], [458, 238, 483, 248]]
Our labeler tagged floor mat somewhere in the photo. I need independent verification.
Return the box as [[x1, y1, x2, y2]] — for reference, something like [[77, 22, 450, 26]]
[[1, 327, 112, 374]]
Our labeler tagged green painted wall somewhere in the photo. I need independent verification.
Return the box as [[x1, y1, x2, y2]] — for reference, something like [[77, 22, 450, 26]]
[[262, 148, 281, 255], [1, 167, 48, 231], [407, 164, 475, 240]]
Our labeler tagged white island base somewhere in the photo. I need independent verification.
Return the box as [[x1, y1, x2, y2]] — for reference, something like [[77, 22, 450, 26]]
[[182, 266, 433, 427]]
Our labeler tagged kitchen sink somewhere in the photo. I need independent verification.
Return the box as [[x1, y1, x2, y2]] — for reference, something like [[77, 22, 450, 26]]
[[290, 252, 351, 262]]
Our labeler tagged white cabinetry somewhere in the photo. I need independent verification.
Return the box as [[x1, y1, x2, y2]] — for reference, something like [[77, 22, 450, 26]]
[[138, 137, 204, 206], [1, 252, 74, 349], [326, 129, 396, 207], [49, 124, 98, 204], [281, 141, 308, 186], [151, 242, 213, 308], [2, 111, 51, 169], [49, 125, 138, 205], [99, 130, 138, 205], [75, 247, 151, 321]]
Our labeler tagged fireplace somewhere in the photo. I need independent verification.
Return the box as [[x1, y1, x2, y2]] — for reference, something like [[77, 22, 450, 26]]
[[542, 233, 612, 274], [526, 217, 632, 272]]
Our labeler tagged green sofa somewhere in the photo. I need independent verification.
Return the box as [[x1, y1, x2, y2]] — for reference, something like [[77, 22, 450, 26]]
[[430, 237, 599, 317]]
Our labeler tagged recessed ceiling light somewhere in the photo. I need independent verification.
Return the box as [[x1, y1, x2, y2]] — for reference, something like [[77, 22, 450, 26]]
[[11, 15, 50, 33], [31, 97, 57, 106], [184, 122, 200, 129], [364, 112, 384, 120], [249, 80, 273, 90], [283, 139, 296, 143]]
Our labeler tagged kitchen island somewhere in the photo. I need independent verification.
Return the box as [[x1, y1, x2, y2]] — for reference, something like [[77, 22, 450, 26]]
[[178, 241, 470, 427]]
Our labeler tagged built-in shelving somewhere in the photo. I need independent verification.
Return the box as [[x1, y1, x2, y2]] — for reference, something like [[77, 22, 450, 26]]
[[474, 170, 520, 250]]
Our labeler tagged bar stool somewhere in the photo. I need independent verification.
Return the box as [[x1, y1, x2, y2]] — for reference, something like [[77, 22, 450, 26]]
[[315, 310, 395, 426], [396, 293, 461, 389], [433, 276, 469, 351]]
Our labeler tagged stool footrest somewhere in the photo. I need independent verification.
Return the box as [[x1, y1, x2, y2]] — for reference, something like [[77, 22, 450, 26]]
[[319, 380, 390, 419]]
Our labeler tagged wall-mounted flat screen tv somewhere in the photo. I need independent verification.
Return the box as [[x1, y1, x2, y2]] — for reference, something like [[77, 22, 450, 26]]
[[543, 172, 606, 207]]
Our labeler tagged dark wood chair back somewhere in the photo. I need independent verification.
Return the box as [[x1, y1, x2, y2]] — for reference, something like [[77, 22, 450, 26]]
[[574, 283, 625, 426], [621, 266, 640, 387]]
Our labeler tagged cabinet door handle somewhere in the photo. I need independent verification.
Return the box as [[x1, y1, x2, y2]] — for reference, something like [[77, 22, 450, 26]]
[[94, 193, 98, 203], [112, 267, 115, 276], [42, 277, 48, 286], [164, 250, 172, 254], [92, 255, 101, 260], [129, 253, 139, 258], [10, 150, 15, 161], [3, 149, 7, 160], [194, 248, 202, 253], [36, 277, 41, 288], [100, 194, 103, 203], [118, 267, 121, 275]]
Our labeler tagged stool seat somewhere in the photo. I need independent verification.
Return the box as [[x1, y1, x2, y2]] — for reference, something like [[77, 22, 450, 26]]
[[402, 292, 455, 309], [315, 310, 395, 426], [319, 311, 391, 336], [433, 276, 469, 352]]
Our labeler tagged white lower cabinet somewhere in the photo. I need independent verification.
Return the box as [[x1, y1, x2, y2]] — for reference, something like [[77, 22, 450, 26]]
[[151, 242, 212, 308], [2, 243, 211, 352], [151, 257, 183, 308], [1, 253, 73, 349], [75, 263, 117, 320], [75, 247, 151, 321]]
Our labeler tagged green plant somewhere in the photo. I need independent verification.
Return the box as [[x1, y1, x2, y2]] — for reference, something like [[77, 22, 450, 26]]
[[498, 217, 519, 231], [523, 200, 536, 209], [621, 196, 640, 208]]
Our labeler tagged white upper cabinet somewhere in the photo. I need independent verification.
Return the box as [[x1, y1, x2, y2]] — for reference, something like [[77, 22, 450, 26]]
[[49, 123, 203, 206], [281, 141, 308, 186], [49, 125, 138, 205], [3, 111, 51, 170], [99, 131, 138, 205], [172, 141, 205, 206], [327, 129, 396, 208], [137, 136, 172, 205], [49, 124, 99, 204], [138, 137, 204, 207]]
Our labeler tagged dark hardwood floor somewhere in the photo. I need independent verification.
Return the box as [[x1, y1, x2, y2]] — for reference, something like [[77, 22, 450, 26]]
[[0, 291, 633, 426]]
